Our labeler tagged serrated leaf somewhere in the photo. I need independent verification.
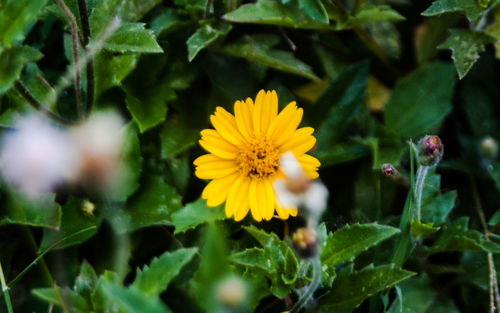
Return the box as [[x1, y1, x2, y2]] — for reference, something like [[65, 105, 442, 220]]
[[488, 209, 500, 226], [74, 260, 98, 300], [384, 62, 456, 138], [94, 51, 138, 97], [125, 87, 168, 132], [438, 29, 496, 79], [103, 23, 163, 53], [151, 8, 190, 36], [0, 191, 61, 228], [230, 247, 269, 271], [160, 119, 198, 159], [171, 198, 226, 234], [222, 0, 334, 30], [420, 172, 456, 225], [90, 0, 162, 36], [298, 0, 329, 23], [104, 176, 181, 234], [0, 0, 48, 47], [387, 275, 459, 313], [310, 61, 369, 155], [410, 220, 440, 238], [40, 197, 100, 250], [32, 286, 91, 313], [321, 223, 400, 268], [319, 264, 415, 313], [132, 247, 198, 296], [187, 23, 231, 62], [422, 0, 482, 22], [342, 5, 404, 28], [0, 46, 43, 95], [101, 283, 171, 313], [281, 247, 298, 285], [222, 34, 318, 80], [429, 217, 500, 253]]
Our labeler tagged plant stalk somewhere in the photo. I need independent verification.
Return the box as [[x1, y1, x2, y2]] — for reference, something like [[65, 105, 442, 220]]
[[290, 257, 321, 313], [414, 165, 429, 221], [0, 261, 14, 313], [76, 0, 95, 117]]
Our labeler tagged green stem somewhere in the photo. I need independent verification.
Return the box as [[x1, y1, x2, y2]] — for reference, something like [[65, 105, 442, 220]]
[[8, 226, 96, 288], [290, 257, 321, 313], [414, 165, 429, 221], [0, 261, 14, 313]]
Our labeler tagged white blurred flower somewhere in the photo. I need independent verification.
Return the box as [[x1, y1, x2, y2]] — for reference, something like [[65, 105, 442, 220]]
[[273, 152, 328, 224], [71, 111, 124, 188], [215, 276, 247, 309], [0, 116, 78, 197]]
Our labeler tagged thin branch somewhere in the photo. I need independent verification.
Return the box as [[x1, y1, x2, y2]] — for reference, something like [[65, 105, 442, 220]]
[[76, 0, 95, 117], [279, 27, 296, 51], [0, 261, 14, 313], [14, 81, 76, 126], [36, 74, 56, 93], [55, 0, 83, 120], [204, 0, 212, 19]]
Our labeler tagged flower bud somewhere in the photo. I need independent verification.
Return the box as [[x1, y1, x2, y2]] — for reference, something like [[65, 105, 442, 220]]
[[292, 227, 318, 258], [381, 163, 398, 177], [81, 199, 96, 215], [417, 135, 443, 166], [480, 136, 498, 159], [215, 276, 247, 309]]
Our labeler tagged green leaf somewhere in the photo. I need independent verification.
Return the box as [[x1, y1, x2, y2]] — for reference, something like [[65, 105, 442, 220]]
[[321, 223, 400, 268], [230, 247, 269, 271], [0, 0, 48, 47], [298, 0, 329, 24], [187, 22, 231, 62], [222, 0, 334, 30], [103, 23, 163, 53], [94, 52, 138, 97], [110, 122, 143, 201], [105, 176, 182, 233], [151, 8, 190, 36], [343, 5, 405, 28], [488, 209, 500, 226], [429, 217, 500, 253], [101, 283, 171, 313], [171, 198, 226, 234], [90, 0, 162, 35], [222, 34, 318, 80], [125, 88, 168, 133], [132, 248, 198, 296], [0, 191, 61, 228], [32, 286, 91, 313], [281, 247, 298, 285], [387, 275, 459, 313], [74, 261, 99, 301], [310, 61, 369, 152], [410, 220, 440, 238], [40, 197, 100, 250], [420, 173, 457, 225], [318, 264, 415, 313], [384, 62, 456, 138], [160, 119, 199, 159], [422, 0, 482, 22], [0, 46, 43, 95], [438, 29, 496, 79]]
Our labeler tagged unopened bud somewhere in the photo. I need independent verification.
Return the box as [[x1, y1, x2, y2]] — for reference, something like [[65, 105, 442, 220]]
[[215, 276, 247, 308], [292, 227, 318, 258], [417, 135, 443, 166], [381, 163, 398, 177], [480, 136, 498, 159]]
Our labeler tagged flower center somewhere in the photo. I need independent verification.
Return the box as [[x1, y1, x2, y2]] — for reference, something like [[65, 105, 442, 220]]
[[236, 137, 279, 179]]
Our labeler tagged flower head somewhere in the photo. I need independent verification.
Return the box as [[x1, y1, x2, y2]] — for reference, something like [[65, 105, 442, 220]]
[[417, 135, 443, 166], [194, 90, 320, 221]]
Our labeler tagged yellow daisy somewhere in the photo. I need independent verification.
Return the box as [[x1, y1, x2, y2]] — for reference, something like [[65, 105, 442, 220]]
[[194, 90, 320, 222]]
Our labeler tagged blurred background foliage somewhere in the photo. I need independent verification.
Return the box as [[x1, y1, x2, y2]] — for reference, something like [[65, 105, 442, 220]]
[[2, 0, 500, 312]]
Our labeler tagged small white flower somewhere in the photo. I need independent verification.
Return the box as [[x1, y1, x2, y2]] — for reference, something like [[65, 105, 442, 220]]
[[71, 111, 124, 188], [273, 152, 328, 223], [0, 116, 78, 197]]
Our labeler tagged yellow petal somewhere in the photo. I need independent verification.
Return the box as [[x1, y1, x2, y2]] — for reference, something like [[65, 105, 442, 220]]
[[234, 99, 254, 138], [210, 107, 246, 145], [252, 90, 266, 137], [279, 127, 316, 155], [259, 90, 278, 136], [199, 129, 238, 159], [202, 172, 240, 207], [195, 155, 239, 179], [297, 154, 320, 179], [267, 102, 303, 146], [275, 201, 298, 220], [226, 175, 251, 220], [249, 178, 275, 221]]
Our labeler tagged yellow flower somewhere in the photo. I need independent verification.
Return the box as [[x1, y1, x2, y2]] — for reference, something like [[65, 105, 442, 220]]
[[194, 90, 320, 222]]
